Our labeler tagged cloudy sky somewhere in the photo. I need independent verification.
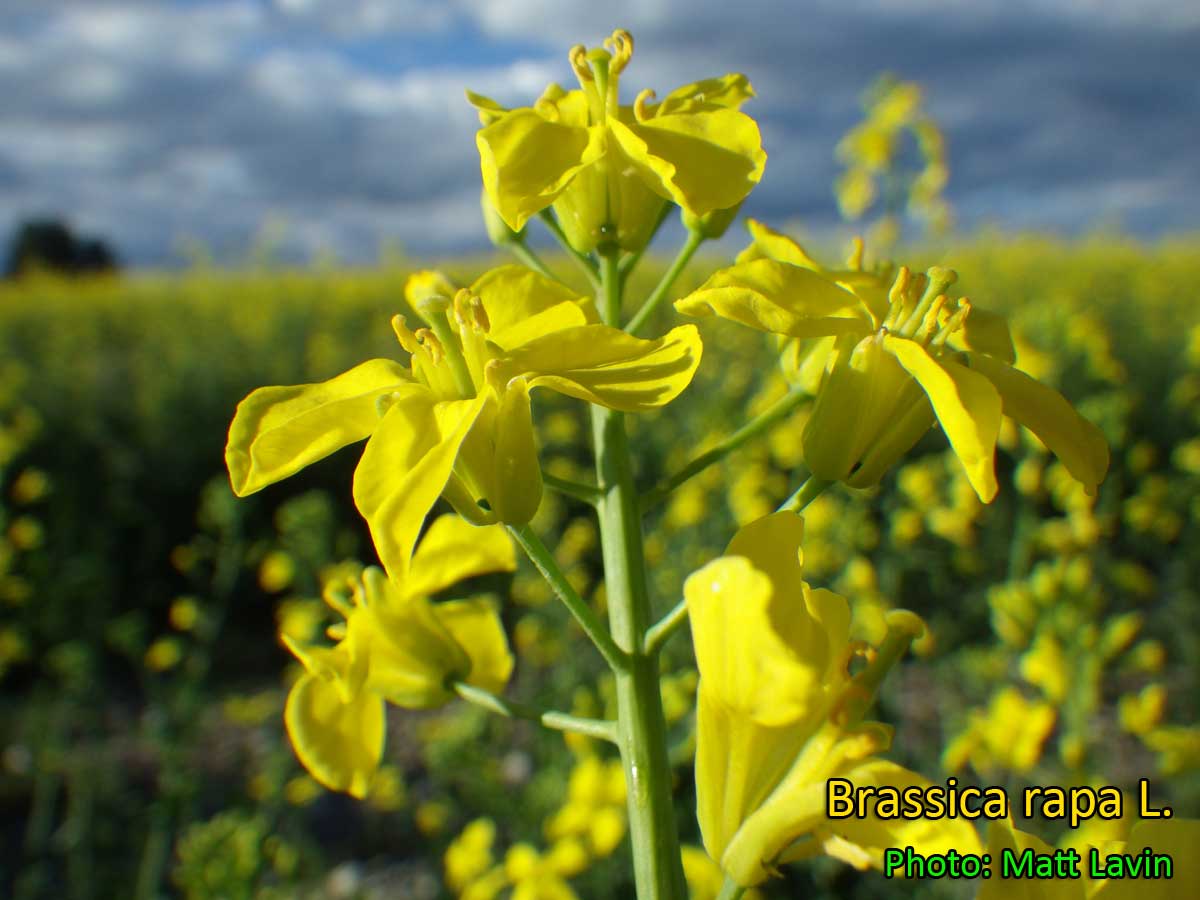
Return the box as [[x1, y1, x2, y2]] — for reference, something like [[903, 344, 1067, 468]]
[[1, 0, 1197, 266]]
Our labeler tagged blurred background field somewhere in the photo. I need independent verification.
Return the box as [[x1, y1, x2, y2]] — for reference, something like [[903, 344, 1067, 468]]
[[1, 234, 1198, 898]]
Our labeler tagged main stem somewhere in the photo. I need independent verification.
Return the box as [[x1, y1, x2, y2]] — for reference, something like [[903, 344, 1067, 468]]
[[592, 247, 687, 900]]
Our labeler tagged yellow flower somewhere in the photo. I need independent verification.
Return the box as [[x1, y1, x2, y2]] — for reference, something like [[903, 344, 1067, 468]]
[[144, 636, 184, 672], [169, 596, 200, 632], [686, 511, 979, 887], [226, 265, 701, 577], [281, 515, 515, 798], [471, 29, 766, 252], [942, 687, 1056, 775], [677, 225, 1108, 501], [445, 818, 497, 893], [503, 843, 583, 900]]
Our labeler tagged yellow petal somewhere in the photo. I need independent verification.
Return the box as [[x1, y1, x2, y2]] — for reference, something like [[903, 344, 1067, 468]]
[[884, 336, 1002, 502], [608, 109, 766, 217], [725, 511, 807, 608], [406, 514, 516, 600], [969, 353, 1109, 494], [352, 390, 488, 578], [477, 110, 602, 231], [435, 597, 515, 695], [284, 673, 385, 799], [498, 324, 703, 412], [735, 219, 823, 268], [652, 73, 756, 115], [686, 556, 826, 728], [471, 265, 592, 347], [676, 259, 872, 340], [225, 359, 413, 496], [695, 690, 809, 879], [353, 568, 470, 708], [715, 724, 854, 886]]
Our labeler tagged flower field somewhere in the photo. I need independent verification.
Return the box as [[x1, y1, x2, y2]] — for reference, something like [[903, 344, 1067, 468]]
[[1, 233, 1198, 899]]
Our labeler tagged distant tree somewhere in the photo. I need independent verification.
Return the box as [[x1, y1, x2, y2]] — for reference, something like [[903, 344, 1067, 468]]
[[4, 218, 120, 278]]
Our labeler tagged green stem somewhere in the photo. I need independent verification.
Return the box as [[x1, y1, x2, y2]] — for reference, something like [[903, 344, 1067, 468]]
[[619, 202, 673, 283], [778, 475, 834, 513], [592, 248, 688, 900], [717, 877, 747, 900], [542, 471, 603, 505], [626, 229, 705, 336], [538, 210, 601, 288], [643, 388, 809, 510], [453, 682, 618, 743], [507, 239, 558, 282], [508, 524, 626, 672], [644, 598, 688, 656]]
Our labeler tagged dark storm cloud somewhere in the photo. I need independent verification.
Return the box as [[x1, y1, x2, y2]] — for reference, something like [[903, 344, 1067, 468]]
[[0, 0, 1195, 265]]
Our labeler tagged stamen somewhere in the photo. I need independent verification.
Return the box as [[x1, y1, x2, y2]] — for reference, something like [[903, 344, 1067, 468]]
[[915, 295, 948, 343], [415, 328, 444, 365], [931, 298, 972, 348], [898, 267, 956, 336], [605, 29, 634, 74], [391, 314, 421, 355], [633, 88, 656, 122], [881, 266, 911, 329], [569, 44, 592, 82], [453, 289, 490, 333]]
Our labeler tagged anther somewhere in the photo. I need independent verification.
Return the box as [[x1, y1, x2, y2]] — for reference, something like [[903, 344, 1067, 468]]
[[605, 29, 634, 74], [569, 44, 593, 82], [633, 88, 656, 122], [415, 328, 444, 365], [391, 314, 421, 355], [882, 266, 911, 328], [916, 295, 948, 343], [931, 298, 971, 347], [453, 289, 490, 333]]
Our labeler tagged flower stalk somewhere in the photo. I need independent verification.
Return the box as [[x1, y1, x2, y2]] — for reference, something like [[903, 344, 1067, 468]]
[[592, 246, 689, 899], [452, 681, 618, 743], [626, 228, 705, 336], [643, 387, 809, 510], [508, 524, 626, 672]]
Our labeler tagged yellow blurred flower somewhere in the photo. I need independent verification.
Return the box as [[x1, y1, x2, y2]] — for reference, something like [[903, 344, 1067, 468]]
[[144, 637, 184, 672], [257, 550, 295, 593], [9, 467, 50, 504], [943, 687, 1055, 774], [168, 596, 200, 632], [446, 818, 496, 893]]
